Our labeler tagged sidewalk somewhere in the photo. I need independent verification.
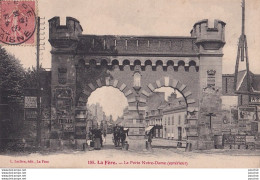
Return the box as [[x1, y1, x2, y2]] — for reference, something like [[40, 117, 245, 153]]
[[151, 138, 187, 148]]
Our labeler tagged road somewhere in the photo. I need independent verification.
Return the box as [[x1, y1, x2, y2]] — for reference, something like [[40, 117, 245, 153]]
[[1, 133, 260, 168], [89, 134, 260, 157], [101, 133, 118, 150]]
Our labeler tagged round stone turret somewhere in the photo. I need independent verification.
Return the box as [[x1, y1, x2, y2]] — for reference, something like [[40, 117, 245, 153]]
[[191, 19, 225, 50], [48, 17, 83, 49]]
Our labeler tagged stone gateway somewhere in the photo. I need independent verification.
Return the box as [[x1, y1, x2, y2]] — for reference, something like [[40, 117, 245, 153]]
[[48, 17, 226, 150]]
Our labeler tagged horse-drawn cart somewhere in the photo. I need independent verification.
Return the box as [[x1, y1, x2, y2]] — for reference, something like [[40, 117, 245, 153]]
[[112, 125, 129, 149]]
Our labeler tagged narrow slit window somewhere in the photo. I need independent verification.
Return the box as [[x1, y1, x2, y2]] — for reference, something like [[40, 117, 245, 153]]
[[103, 39, 106, 49], [225, 77, 228, 93]]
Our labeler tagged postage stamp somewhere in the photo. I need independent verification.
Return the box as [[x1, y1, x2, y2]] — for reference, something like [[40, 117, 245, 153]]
[[0, 0, 36, 45]]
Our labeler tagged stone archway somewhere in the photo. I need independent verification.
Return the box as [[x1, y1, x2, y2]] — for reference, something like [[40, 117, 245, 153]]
[[74, 77, 136, 149], [144, 76, 196, 106], [77, 77, 134, 105], [143, 76, 199, 143]]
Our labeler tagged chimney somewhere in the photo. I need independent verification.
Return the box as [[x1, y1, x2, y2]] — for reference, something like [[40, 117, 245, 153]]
[[168, 92, 177, 102]]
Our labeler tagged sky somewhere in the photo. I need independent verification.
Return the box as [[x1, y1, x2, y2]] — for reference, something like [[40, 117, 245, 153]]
[[3, 0, 260, 73], [87, 87, 182, 121], [2, 0, 260, 120], [87, 87, 128, 120]]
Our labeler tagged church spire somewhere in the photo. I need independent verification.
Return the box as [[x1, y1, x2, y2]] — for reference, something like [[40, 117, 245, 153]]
[[242, 0, 245, 36], [234, 0, 251, 93]]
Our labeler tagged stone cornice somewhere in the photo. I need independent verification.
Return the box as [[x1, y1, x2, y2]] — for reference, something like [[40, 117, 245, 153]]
[[50, 50, 200, 57]]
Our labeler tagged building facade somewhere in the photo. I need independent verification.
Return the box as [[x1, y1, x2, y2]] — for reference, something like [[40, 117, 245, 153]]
[[145, 92, 187, 140], [145, 92, 166, 138], [162, 95, 187, 141]]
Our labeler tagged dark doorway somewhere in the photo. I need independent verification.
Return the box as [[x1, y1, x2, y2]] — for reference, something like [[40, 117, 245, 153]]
[[178, 127, 182, 141]]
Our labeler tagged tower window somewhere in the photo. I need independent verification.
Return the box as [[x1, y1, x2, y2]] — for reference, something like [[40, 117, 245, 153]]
[[133, 72, 141, 87], [92, 39, 95, 48]]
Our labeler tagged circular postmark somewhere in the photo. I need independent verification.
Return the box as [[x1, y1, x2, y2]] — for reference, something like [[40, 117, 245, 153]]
[[0, 1, 36, 45]]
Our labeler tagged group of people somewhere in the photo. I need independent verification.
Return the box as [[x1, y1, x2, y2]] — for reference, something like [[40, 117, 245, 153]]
[[112, 124, 128, 147], [87, 124, 152, 149], [88, 128, 106, 147]]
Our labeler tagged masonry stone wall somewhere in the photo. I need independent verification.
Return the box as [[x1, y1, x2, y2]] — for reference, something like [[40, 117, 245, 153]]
[[222, 75, 236, 96], [48, 17, 226, 150]]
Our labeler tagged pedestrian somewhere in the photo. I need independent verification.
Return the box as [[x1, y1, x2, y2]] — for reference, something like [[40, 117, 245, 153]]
[[148, 132, 153, 143], [96, 129, 103, 147], [103, 130, 106, 144]]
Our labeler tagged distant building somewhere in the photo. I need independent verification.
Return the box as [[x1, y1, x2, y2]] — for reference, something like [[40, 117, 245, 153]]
[[87, 103, 104, 124], [85, 109, 98, 139], [115, 117, 124, 126], [222, 70, 260, 135], [100, 119, 108, 133], [115, 107, 129, 126], [145, 92, 167, 138], [162, 93, 187, 141]]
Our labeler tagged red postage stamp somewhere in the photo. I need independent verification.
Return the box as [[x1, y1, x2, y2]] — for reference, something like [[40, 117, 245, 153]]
[[0, 0, 36, 45]]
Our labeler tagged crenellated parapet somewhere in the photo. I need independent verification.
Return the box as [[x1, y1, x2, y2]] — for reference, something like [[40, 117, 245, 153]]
[[191, 19, 226, 50], [49, 17, 200, 55], [48, 17, 83, 49], [76, 36, 199, 55]]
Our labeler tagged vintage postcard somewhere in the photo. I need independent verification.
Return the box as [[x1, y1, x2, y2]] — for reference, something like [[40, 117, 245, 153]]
[[0, 0, 260, 168]]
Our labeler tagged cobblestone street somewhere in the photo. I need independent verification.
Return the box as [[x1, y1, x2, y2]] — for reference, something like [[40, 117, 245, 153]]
[[88, 134, 260, 157], [0, 133, 259, 168]]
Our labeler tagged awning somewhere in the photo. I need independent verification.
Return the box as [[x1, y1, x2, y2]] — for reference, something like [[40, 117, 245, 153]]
[[145, 126, 154, 132]]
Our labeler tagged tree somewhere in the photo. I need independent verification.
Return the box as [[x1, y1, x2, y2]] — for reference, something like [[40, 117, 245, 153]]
[[0, 45, 26, 103], [0, 46, 46, 150], [0, 45, 46, 100], [0, 46, 27, 150], [23, 65, 45, 89]]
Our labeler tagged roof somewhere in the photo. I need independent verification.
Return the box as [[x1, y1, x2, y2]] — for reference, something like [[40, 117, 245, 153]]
[[163, 97, 186, 112], [146, 92, 166, 111], [157, 101, 168, 110], [236, 70, 260, 93], [115, 117, 124, 124], [252, 74, 260, 92], [236, 70, 247, 91]]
